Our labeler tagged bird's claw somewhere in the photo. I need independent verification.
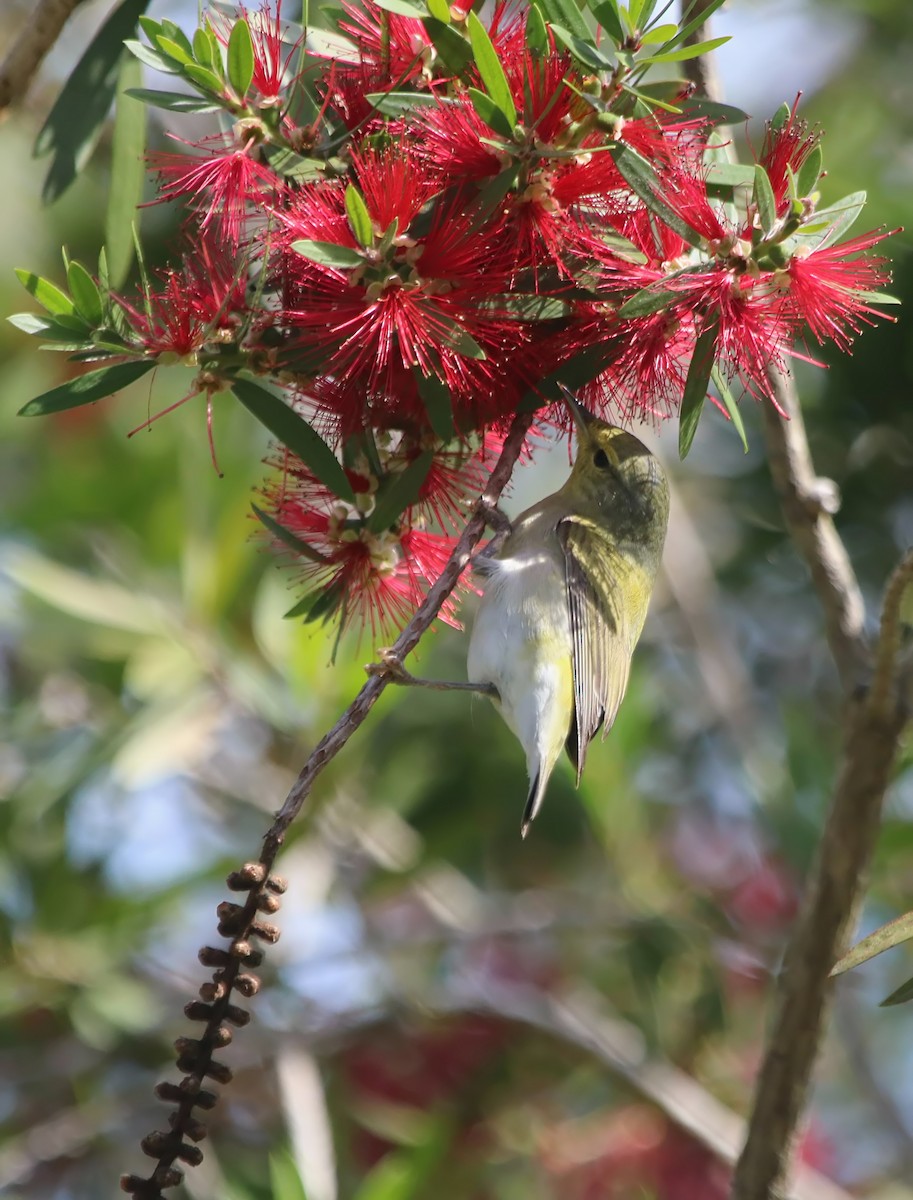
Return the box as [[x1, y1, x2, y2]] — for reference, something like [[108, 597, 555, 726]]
[[365, 647, 412, 684]]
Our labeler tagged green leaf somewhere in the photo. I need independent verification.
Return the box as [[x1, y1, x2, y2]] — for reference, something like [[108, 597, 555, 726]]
[[106, 56, 147, 289], [366, 91, 440, 115], [794, 191, 866, 252], [345, 185, 375, 247], [66, 261, 104, 326], [184, 62, 227, 96], [414, 370, 454, 440], [422, 18, 474, 73], [638, 35, 730, 65], [291, 240, 364, 269], [227, 18, 255, 97], [264, 146, 326, 181], [192, 26, 217, 69], [525, 4, 549, 54], [433, 315, 487, 359], [705, 162, 757, 188], [831, 911, 913, 977], [710, 367, 748, 452], [769, 100, 791, 132], [155, 35, 195, 65], [375, 0, 427, 14], [752, 163, 778, 235], [537, 0, 592, 43], [589, 0, 624, 43], [795, 143, 823, 198], [612, 143, 704, 248], [124, 87, 222, 113], [549, 24, 614, 70], [251, 504, 328, 565], [35, 0, 152, 204], [368, 452, 435, 533], [640, 23, 678, 44], [666, 0, 728, 49], [18, 360, 155, 417], [160, 18, 194, 58], [678, 317, 719, 459], [679, 97, 750, 126], [124, 39, 183, 74], [14, 269, 76, 317], [881, 976, 913, 1007], [269, 1151, 310, 1200], [426, 0, 451, 22], [467, 12, 517, 128], [231, 376, 355, 503], [617, 286, 679, 318], [352, 1154, 415, 1200], [285, 582, 345, 623], [468, 88, 514, 138], [8, 312, 90, 343]]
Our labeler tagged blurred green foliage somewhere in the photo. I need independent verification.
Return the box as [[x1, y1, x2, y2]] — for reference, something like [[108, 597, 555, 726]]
[[3, 1, 913, 1198]]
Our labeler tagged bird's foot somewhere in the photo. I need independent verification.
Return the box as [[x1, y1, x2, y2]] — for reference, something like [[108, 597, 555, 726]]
[[365, 647, 420, 685]]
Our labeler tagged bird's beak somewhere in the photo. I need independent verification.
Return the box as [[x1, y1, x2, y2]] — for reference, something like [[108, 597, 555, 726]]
[[558, 383, 597, 438]]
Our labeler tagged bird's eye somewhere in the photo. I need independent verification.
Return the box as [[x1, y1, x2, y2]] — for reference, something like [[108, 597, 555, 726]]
[[593, 449, 611, 470]]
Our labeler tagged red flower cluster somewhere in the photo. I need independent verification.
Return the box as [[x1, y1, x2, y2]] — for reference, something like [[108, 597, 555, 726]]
[[101, 2, 894, 638]]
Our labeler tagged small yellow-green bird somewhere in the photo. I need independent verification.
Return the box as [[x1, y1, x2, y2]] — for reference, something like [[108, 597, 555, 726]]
[[371, 385, 669, 837], [467, 385, 669, 836]]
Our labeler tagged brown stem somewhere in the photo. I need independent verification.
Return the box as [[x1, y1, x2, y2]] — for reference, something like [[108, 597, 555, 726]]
[[0, 0, 85, 112], [120, 410, 534, 1198], [760, 370, 868, 692]]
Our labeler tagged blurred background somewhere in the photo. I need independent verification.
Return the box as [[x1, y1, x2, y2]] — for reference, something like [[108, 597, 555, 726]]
[[2, 1, 913, 1197]]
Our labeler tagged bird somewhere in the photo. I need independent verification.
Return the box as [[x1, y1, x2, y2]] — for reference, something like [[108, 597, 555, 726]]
[[368, 384, 669, 837], [466, 385, 669, 836]]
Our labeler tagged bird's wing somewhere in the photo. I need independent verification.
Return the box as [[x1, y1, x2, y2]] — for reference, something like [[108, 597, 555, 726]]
[[557, 516, 647, 783]]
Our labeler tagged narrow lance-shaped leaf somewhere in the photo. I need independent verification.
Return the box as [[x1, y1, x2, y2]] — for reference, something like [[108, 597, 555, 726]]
[[36, 0, 152, 204], [612, 143, 705, 248], [796, 143, 823, 198], [18, 360, 156, 417], [291, 240, 364, 269], [106, 55, 147, 288], [66, 261, 104, 326], [537, 0, 593, 43], [374, 0, 428, 15], [426, 0, 450, 22], [14, 269, 76, 317], [880, 977, 913, 1008], [466, 11, 517, 128], [710, 367, 748, 453], [831, 910, 913, 978], [251, 504, 328, 564], [124, 88, 222, 113], [549, 25, 614, 70], [469, 88, 514, 139], [525, 4, 549, 54], [231, 376, 355, 503], [588, 0, 624, 44], [638, 36, 730, 65], [679, 317, 720, 459], [422, 18, 474, 73], [345, 185, 375, 248], [368, 452, 435, 533], [414, 369, 455, 441], [227, 18, 255, 98], [752, 164, 778, 236]]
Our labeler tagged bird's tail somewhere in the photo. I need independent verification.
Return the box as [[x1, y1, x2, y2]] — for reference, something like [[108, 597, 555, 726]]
[[520, 768, 549, 839]]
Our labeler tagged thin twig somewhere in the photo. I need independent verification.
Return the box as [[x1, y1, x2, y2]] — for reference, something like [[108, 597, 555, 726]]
[[121, 410, 534, 1198], [0, 0, 84, 112], [264, 409, 533, 853], [760, 369, 868, 692]]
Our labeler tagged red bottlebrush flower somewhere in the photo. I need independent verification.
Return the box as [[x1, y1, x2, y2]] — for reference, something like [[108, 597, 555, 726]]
[[337, 0, 432, 84], [150, 141, 279, 248], [261, 451, 462, 639], [777, 230, 895, 351], [758, 97, 821, 211], [117, 239, 248, 360], [350, 143, 437, 233], [212, 2, 303, 109]]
